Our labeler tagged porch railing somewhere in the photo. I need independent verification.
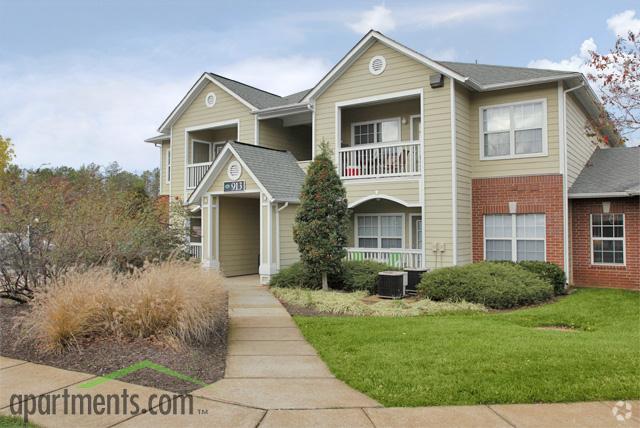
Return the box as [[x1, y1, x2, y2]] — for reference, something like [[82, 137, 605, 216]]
[[339, 141, 421, 179], [345, 247, 422, 269], [187, 162, 213, 189], [188, 242, 202, 260]]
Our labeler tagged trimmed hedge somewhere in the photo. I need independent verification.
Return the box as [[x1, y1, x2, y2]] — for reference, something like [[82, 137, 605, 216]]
[[517, 261, 566, 295], [418, 262, 554, 309], [269, 260, 394, 294]]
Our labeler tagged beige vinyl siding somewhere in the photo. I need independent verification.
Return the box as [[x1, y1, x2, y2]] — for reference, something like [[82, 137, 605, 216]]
[[160, 142, 170, 195], [278, 203, 300, 268], [219, 197, 260, 276], [171, 81, 254, 200], [455, 84, 473, 264], [314, 40, 453, 267], [349, 200, 420, 247], [470, 83, 560, 178], [259, 119, 312, 160], [207, 156, 260, 194], [340, 98, 420, 145], [345, 179, 421, 207], [566, 93, 601, 187]]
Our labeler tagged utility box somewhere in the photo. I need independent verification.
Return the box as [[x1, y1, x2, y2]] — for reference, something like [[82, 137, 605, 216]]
[[377, 271, 406, 299], [404, 268, 430, 295]]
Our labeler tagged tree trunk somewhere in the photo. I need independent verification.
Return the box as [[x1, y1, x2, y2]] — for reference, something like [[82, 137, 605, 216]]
[[321, 272, 328, 291]]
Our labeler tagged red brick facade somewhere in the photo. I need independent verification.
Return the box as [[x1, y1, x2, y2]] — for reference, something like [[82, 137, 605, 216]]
[[472, 174, 564, 268], [570, 197, 640, 290]]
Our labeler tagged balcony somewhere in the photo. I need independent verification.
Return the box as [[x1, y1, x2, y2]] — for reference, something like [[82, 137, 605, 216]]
[[346, 247, 422, 269], [339, 141, 421, 179], [187, 162, 213, 189]]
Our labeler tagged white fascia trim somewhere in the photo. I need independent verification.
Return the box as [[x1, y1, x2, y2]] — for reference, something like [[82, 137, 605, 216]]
[[311, 102, 316, 160], [185, 118, 240, 134], [450, 79, 458, 265], [334, 88, 424, 109], [144, 134, 170, 143], [186, 144, 274, 205], [569, 192, 635, 199], [256, 103, 311, 119], [477, 74, 581, 92], [302, 31, 466, 103], [348, 194, 418, 208], [158, 74, 257, 134]]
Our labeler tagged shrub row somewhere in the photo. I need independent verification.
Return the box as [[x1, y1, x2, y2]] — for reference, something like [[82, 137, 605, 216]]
[[269, 260, 393, 294], [418, 262, 555, 309]]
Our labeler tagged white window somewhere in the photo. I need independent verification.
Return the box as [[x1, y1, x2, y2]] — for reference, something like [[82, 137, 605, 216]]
[[166, 149, 171, 183], [480, 100, 547, 159], [356, 214, 404, 249], [352, 118, 400, 145], [591, 214, 625, 265], [484, 214, 546, 262]]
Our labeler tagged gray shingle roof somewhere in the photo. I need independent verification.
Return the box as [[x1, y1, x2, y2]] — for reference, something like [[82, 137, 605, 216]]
[[208, 73, 312, 109], [569, 147, 640, 196], [229, 142, 306, 202], [439, 61, 579, 87]]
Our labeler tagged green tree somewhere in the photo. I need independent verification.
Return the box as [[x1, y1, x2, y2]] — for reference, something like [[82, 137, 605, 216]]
[[293, 143, 349, 290], [0, 134, 15, 174]]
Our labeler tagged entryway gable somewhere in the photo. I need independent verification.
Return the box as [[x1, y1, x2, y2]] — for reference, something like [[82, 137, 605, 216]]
[[208, 153, 260, 194]]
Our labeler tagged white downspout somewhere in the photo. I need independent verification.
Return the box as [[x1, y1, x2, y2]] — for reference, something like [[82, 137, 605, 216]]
[[561, 81, 585, 287]]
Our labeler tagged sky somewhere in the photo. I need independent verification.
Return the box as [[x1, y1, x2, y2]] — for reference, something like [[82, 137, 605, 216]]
[[1, 0, 638, 172]]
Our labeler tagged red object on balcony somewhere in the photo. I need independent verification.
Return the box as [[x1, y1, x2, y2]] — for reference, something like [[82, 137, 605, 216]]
[[345, 165, 361, 176]]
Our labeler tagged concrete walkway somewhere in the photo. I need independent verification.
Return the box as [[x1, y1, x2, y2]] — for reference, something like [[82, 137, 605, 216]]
[[1, 275, 638, 427]]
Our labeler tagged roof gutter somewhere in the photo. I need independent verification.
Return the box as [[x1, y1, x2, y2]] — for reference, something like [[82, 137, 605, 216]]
[[255, 103, 312, 119], [569, 192, 638, 199]]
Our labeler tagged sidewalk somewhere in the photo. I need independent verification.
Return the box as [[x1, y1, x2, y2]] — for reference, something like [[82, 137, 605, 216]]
[[1, 275, 638, 427]]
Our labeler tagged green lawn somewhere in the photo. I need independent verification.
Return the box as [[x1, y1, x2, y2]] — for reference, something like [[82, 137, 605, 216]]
[[294, 288, 640, 407], [0, 416, 38, 428]]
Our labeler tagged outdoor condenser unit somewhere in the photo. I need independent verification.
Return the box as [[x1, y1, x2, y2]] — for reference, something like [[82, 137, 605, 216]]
[[377, 271, 407, 299]]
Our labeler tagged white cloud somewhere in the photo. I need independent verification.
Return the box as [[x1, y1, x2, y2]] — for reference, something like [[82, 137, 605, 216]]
[[404, 2, 524, 27], [527, 38, 596, 72], [219, 56, 330, 96], [424, 48, 457, 61], [346, 2, 523, 34], [348, 5, 396, 34], [607, 10, 640, 36]]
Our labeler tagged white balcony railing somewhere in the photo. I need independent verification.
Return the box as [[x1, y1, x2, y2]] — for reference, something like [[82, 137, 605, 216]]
[[187, 162, 213, 189], [189, 242, 202, 260], [346, 247, 422, 269], [339, 141, 422, 179]]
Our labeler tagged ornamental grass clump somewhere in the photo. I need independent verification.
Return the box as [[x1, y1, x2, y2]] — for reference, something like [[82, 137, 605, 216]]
[[20, 260, 226, 353]]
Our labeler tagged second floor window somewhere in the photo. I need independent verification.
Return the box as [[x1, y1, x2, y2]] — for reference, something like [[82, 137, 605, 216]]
[[352, 118, 400, 145], [481, 100, 546, 159]]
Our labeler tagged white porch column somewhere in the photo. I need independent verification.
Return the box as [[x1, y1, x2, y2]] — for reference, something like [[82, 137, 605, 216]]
[[201, 195, 219, 269], [259, 193, 277, 284]]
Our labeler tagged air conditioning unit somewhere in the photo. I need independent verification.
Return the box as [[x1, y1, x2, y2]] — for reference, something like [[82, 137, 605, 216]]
[[404, 268, 430, 295], [377, 271, 407, 299]]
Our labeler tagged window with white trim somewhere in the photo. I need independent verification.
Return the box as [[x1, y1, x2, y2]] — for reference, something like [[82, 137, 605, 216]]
[[356, 214, 403, 249], [484, 214, 546, 262], [352, 118, 400, 145], [166, 149, 171, 183], [481, 100, 546, 159], [591, 214, 624, 264]]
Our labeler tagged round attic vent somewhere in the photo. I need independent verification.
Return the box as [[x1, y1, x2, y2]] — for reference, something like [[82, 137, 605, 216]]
[[227, 161, 242, 181], [205, 92, 217, 107], [369, 55, 386, 75]]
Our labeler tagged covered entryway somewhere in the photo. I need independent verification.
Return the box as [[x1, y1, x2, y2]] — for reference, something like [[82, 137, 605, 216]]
[[187, 142, 306, 284], [218, 195, 260, 276]]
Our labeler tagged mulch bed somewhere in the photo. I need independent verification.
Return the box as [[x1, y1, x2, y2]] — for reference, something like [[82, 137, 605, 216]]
[[0, 300, 227, 394]]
